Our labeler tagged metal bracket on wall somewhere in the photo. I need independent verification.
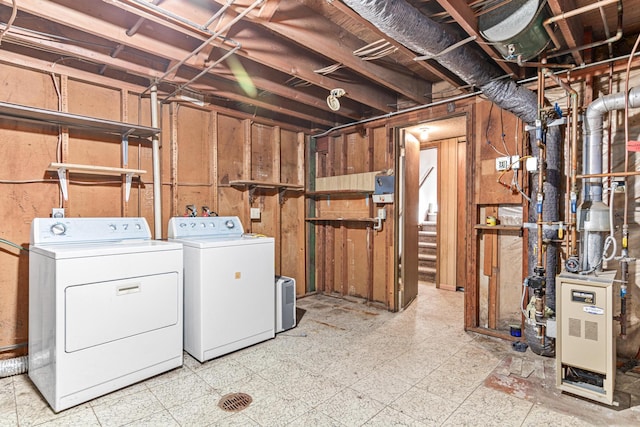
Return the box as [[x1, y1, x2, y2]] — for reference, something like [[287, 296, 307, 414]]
[[279, 188, 287, 205], [248, 185, 257, 205]]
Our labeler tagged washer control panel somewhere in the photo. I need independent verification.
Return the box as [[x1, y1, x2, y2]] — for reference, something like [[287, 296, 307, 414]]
[[31, 217, 151, 245], [168, 216, 244, 239]]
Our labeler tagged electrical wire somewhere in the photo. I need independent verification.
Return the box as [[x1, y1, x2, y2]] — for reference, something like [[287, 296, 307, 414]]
[[0, 0, 17, 45], [484, 102, 509, 157]]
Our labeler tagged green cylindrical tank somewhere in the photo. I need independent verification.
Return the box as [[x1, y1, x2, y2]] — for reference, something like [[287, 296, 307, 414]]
[[478, 0, 551, 61]]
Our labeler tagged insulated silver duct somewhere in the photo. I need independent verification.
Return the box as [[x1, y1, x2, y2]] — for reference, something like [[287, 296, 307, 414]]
[[341, 0, 538, 123]]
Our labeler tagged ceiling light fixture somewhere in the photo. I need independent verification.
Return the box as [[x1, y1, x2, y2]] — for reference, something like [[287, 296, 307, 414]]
[[327, 88, 346, 111], [420, 127, 430, 141]]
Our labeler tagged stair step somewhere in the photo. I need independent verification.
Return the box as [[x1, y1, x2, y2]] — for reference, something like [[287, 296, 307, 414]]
[[419, 230, 436, 237], [419, 253, 436, 261], [419, 241, 436, 248], [418, 266, 436, 274]]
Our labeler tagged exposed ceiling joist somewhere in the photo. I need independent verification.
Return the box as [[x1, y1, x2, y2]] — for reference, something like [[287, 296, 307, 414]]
[[434, 0, 519, 76]]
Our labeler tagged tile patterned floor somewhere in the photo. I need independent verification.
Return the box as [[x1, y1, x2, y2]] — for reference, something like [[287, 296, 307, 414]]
[[2, 283, 640, 426]]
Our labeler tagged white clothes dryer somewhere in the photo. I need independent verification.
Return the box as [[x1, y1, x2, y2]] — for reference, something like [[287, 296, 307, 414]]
[[29, 217, 183, 412], [168, 216, 275, 362]]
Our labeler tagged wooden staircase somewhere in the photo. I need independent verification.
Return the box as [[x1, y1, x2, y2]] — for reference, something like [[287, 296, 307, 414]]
[[418, 221, 437, 283]]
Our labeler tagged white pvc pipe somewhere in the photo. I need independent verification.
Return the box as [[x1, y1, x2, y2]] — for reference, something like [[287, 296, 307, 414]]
[[150, 85, 162, 239]]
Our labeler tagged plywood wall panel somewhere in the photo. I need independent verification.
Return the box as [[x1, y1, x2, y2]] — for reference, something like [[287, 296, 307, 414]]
[[346, 131, 369, 174], [218, 115, 245, 184], [346, 226, 370, 298], [251, 123, 275, 182], [177, 106, 211, 185], [474, 100, 522, 205], [67, 80, 121, 120], [0, 64, 59, 109], [280, 129, 302, 185], [280, 194, 306, 294], [0, 66, 64, 356]]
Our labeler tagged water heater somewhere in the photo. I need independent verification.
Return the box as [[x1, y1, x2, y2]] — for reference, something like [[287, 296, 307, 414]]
[[556, 270, 617, 405]]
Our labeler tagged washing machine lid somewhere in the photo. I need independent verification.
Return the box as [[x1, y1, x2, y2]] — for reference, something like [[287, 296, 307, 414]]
[[169, 235, 274, 249], [29, 239, 182, 259]]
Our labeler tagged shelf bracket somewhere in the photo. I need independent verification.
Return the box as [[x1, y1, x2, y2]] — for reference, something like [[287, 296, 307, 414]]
[[248, 185, 257, 204], [56, 167, 69, 201], [279, 187, 287, 205], [124, 173, 133, 202], [121, 131, 133, 166]]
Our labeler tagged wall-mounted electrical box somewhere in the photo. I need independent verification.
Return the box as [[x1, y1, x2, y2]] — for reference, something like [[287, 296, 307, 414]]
[[556, 270, 617, 405], [373, 175, 394, 204]]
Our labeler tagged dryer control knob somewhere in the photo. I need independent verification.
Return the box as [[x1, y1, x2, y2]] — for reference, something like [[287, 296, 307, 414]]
[[109, 224, 117, 231], [225, 220, 235, 229], [50, 223, 66, 236]]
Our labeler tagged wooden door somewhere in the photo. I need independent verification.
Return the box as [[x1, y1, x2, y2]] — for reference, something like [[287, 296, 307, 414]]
[[397, 129, 420, 309]]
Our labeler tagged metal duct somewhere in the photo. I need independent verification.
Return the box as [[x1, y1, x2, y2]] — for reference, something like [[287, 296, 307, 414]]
[[583, 86, 640, 202], [341, 0, 538, 123]]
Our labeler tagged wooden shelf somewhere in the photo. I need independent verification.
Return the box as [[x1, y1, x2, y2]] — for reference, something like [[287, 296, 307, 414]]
[[0, 101, 159, 139], [48, 162, 146, 202], [306, 190, 373, 196], [48, 162, 146, 176], [474, 224, 523, 235], [228, 180, 304, 190], [228, 180, 304, 204], [305, 217, 377, 223]]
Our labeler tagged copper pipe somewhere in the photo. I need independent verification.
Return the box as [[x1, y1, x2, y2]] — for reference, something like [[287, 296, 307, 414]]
[[536, 67, 545, 270], [576, 170, 640, 179], [543, 70, 578, 257]]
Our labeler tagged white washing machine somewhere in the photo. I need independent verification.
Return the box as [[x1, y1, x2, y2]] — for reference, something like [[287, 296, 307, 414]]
[[29, 217, 183, 412], [168, 216, 275, 362]]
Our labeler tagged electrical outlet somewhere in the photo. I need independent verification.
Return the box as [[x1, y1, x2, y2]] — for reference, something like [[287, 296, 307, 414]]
[[250, 207, 261, 220], [496, 156, 509, 171]]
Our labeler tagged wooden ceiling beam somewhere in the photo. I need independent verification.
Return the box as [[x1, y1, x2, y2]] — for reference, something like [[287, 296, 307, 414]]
[[215, 0, 432, 105], [435, 0, 519, 76], [325, 0, 464, 91], [99, 0, 397, 112], [0, 0, 368, 123], [547, 0, 585, 65]]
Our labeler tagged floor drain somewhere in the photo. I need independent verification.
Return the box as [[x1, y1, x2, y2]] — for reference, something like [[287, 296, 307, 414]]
[[218, 392, 253, 412]]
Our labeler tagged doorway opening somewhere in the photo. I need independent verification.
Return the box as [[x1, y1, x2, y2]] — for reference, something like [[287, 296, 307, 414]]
[[397, 115, 467, 307]]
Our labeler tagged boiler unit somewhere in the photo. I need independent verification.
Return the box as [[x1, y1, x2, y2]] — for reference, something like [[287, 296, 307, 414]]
[[556, 270, 617, 405]]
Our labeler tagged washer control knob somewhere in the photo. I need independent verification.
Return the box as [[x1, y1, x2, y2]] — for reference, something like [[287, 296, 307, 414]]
[[225, 220, 235, 229], [123, 223, 129, 230], [135, 223, 142, 230], [109, 224, 117, 231], [50, 223, 66, 236], [190, 222, 196, 228], [179, 223, 187, 228], [200, 223, 206, 228]]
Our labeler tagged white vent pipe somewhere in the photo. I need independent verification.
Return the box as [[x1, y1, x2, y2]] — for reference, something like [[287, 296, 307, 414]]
[[583, 86, 640, 203]]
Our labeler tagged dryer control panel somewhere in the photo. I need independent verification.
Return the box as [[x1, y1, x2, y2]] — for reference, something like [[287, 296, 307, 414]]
[[168, 216, 244, 239], [31, 217, 151, 245]]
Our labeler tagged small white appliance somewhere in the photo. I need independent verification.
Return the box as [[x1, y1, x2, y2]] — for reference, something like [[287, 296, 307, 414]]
[[556, 270, 616, 405], [275, 275, 296, 333], [29, 217, 183, 412], [168, 216, 275, 362]]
